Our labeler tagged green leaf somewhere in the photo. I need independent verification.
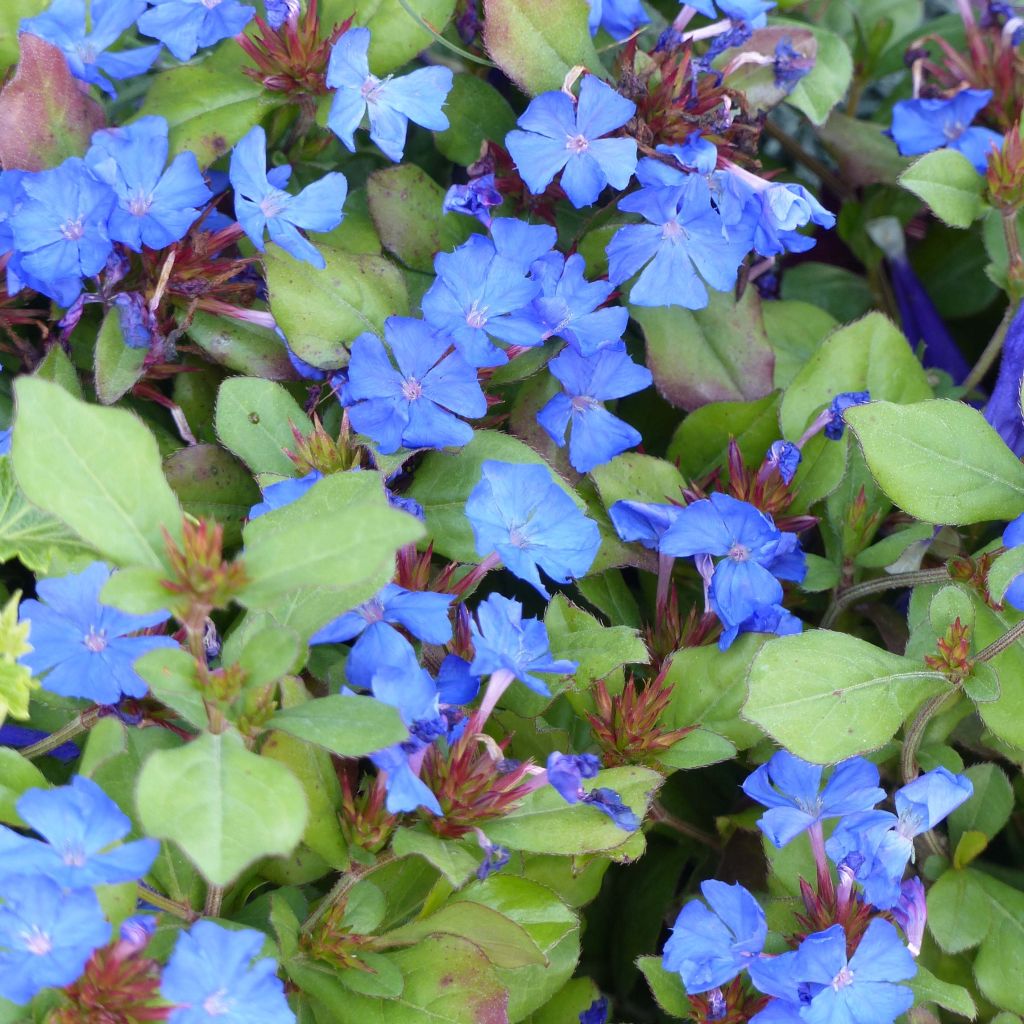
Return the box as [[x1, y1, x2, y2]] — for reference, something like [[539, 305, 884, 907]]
[[186, 310, 299, 381], [590, 452, 686, 509], [817, 111, 911, 189], [952, 829, 988, 869], [381, 901, 546, 969], [434, 73, 517, 165], [0, 458, 97, 573], [899, 148, 987, 228], [782, 21, 853, 124], [134, 648, 208, 730], [483, 765, 662, 855], [366, 164, 476, 272], [845, 400, 1024, 524], [854, 523, 936, 569], [909, 963, 977, 1018], [288, 953, 405, 1006], [0, 747, 47, 826], [214, 376, 312, 477], [762, 300, 837, 390], [137, 44, 283, 165], [136, 728, 308, 886], [743, 630, 948, 762], [234, 627, 304, 688], [267, 695, 408, 758], [926, 868, 991, 953], [343, 881, 387, 934], [970, 870, 1024, 1013], [12, 377, 183, 569], [988, 545, 1024, 603], [780, 263, 873, 323], [34, 344, 83, 399], [482, 0, 604, 95], [964, 661, 1000, 703], [637, 956, 690, 1019], [392, 827, 481, 887], [801, 553, 840, 592], [949, 763, 1014, 845], [94, 307, 147, 405], [265, 243, 408, 369], [633, 288, 775, 412], [655, 729, 736, 771], [163, 444, 260, 547], [0, 0, 47, 71]]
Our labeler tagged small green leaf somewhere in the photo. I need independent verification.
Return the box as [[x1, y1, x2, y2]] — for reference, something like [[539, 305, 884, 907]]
[[267, 695, 408, 758], [186, 310, 299, 381], [782, 20, 853, 124], [134, 648, 208, 730], [908, 963, 977, 1018], [963, 661, 1000, 703], [392, 827, 481, 887], [136, 728, 308, 886], [949, 763, 1014, 843], [988, 544, 1024, 603], [655, 729, 736, 771], [637, 956, 690, 1019], [953, 829, 988, 869], [0, 747, 47, 826], [434, 73, 517, 165], [801, 554, 840, 592], [846, 400, 1024, 524], [926, 867, 991, 953], [899, 148, 987, 228], [94, 307, 147, 405]]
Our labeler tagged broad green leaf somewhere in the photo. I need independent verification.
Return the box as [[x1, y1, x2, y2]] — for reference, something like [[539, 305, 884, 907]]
[[214, 376, 311, 477], [137, 44, 283, 165], [971, 871, 1024, 1013], [287, 953, 405, 1006], [988, 544, 1024, 603], [909, 964, 977, 1018], [137, 728, 308, 885], [94, 306, 146, 405], [782, 21, 853, 124], [483, 765, 661, 855], [817, 111, 911, 189], [949, 763, 1014, 846], [367, 164, 476, 272], [0, 458, 97, 573], [637, 956, 690, 1019], [381, 901, 546, 968], [854, 523, 936, 569], [655, 729, 736, 771], [434, 73, 517, 165], [953, 829, 988, 869], [267, 695, 407, 758], [845, 400, 1024, 524], [33, 345, 83, 399], [134, 648, 208, 730], [392, 827, 481, 887], [763, 301, 837, 391], [780, 262, 873, 323], [521, 978, 601, 1024], [634, 288, 775, 412], [743, 630, 948, 762], [590, 452, 685, 509], [899, 148, 987, 229], [0, 747, 47, 826], [12, 378, 183, 569], [265, 243, 408, 369], [186, 310, 299, 381], [482, 0, 604, 95]]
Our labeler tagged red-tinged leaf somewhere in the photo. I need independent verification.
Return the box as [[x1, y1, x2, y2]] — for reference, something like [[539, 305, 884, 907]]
[[0, 34, 105, 171]]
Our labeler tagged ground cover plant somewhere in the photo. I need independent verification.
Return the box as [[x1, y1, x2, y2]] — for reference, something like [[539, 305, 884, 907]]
[[0, 0, 1022, 1021]]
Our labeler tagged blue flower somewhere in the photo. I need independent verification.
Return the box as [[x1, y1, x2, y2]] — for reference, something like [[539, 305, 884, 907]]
[[265, 0, 299, 28], [18, 562, 177, 705], [160, 921, 294, 1024], [326, 27, 453, 163], [773, 37, 813, 89], [659, 493, 806, 649], [764, 440, 801, 484], [505, 76, 637, 209], [826, 767, 972, 909], [985, 300, 1024, 457], [230, 125, 347, 269], [421, 219, 556, 367], [469, 594, 576, 694], [607, 175, 754, 308], [686, 0, 776, 27], [891, 877, 926, 957], [85, 116, 212, 252], [824, 390, 871, 440], [341, 317, 486, 454], [9, 158, 116, 305], [342, 619, 423, 689], [138, 0, 255, 62], [608, 500, 682, 550], [663, 880, 767, 993], [728, 603, 803, 646], [672, 133, 718, 174], [0, 428, 11, 457], [588, 0, 648, 37], [443, 174, 503, 227], [530, 251, 629, 356], [537, 343, 652, 472], [579, 996, 610, 1024], [0, 776, 158, 889], [369, 744, 443, 815], [546, 751, 601, 802], [0, 877, 110, 1005], [742, 750, 885, 848], [750, 182, 835, 257], [311, 582, 454, 646], [583, 787, 640, 830], [22, 0, 161, 97], [890, 89, 1003, 172], [465, 461, 601, 597], [249, 470, 321, 519], [475, 835, 511, 880]]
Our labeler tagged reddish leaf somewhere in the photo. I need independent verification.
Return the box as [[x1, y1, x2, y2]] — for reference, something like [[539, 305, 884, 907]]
[[0, 34, 105, 171]]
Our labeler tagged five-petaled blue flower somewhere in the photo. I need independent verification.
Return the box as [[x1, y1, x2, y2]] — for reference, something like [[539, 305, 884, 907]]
[[326, 27, 453, 163], [0, 877, 111, 1005], [587, 0, 649, 37], [505, 75, 637, 209], [660, 493, 807, 648], [311, 582, 454, 647], [9, 158, 116, 306], [341, 317, 487, 454], [826, 767, 972, 909], [742, 749, 885, 848], [0, 776, 158, 889], [138, 0, 256, 62], [421, 218, 556, 367], [230, 125, 347, 269], [607, 175, 754, 308], [22, 0, 161, 97], [537, 343, 652, 472], [663, 880, 767, 993], [465, 460, 601, 597], [530, 251, 629, 356], [18, 561, 177, 705], [85, 116, 212, 252], [469, 593, 576, 694], [160, 920, 295, 1024], [890, 89, 1003, 173], [608, 500, 682, 550]]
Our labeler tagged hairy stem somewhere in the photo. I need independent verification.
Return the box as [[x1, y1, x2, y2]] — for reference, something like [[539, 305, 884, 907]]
[[900, 689, 960, 783], [962, 302, 1015, 393], [821, 568, 950, 629], [21, 706, 102, 759]]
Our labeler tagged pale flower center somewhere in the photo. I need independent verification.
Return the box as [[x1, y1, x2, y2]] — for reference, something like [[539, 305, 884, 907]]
[[360, 75, 385, 104], [60, 217, 85, 242], [570, 394, 597, 412], [831, 966, 854, 990], [727, 542, 750, 562], [202, 0, 223, 9], [202, 989, 231, 1015], [401, 377, 423, 401], [661, 219, 685, 243], [61, 843, 87, 867], [507, 526, 530, 549], [565, 133, 590, 154], [259, 189, 288, 219], [465, 301, 488, 329], [22, 925, 53, 956], [83, 627, 108, 653], [127, 190, 154, 217]]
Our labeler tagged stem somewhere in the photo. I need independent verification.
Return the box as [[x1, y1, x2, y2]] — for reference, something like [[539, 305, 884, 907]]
[[21, 706, 102, 759], [137, 885, 197, 922], [821, 568, 950, 629], [649, 801, 721, 849], [203, 884, 224, 918], [975, 616, 1024, 662], [962, 302, 1015, 393], [655, 553, 675, 619], [808, 822, 835, 905], [476, 669, 516, 725], [302, 851, 396, 935], [900, 689, 959, 783]]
